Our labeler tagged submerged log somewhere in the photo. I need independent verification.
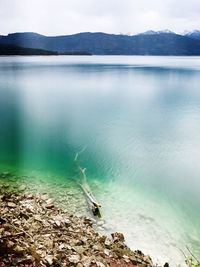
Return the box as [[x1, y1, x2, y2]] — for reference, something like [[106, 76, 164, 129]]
[[79, 182, 101, 218], [74, 148, 102, 218]]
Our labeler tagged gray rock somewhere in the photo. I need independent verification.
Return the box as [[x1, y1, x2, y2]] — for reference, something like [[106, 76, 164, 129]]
[[69, 254, 80, 264], [45, 255, 53, 265], [93, 244, 102, 251], [58, 243, 65, 250], [54, 220, 61, 227], [46, 198, 53, 205], [123, 255, 130, 263], [74, 246, 85, 255], [97, 220, 104, 226], [14, 245, 24, 255], [104, 249, 110, 256], [7, 241, 15, 248], [34, 215, 42, 222], [64, 218, 71, 226], [40, 194, 49, 201], [96, 262, 106, 267], [104, 237, 112, 247], [19, 185, 27, 191]]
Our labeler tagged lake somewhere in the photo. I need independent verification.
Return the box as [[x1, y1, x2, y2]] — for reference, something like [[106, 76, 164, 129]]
[[0, 56, 200, 266]]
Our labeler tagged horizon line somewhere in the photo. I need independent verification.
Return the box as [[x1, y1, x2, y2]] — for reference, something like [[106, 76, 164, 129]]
[[1, 29, 200, 37]]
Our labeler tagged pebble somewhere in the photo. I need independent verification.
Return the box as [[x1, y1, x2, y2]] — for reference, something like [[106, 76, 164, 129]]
[[7, 202, 16, 208]]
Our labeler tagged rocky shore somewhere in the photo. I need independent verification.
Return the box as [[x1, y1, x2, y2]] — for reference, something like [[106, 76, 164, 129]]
[[0, 179, 163, 267]]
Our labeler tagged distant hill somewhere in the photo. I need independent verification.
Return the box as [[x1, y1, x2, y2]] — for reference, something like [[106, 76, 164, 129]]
[[0, 43, 92, 56], [1, 31, 200, 55], [0, 43, 58, 55]]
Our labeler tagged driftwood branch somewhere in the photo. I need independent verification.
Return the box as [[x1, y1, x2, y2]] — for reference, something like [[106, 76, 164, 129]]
[[74, 146, 87, 162], [74, 147, 102, 218]]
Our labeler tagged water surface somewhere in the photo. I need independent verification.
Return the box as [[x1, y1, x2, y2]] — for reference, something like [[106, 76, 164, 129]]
[[0, 56, 200, 265]]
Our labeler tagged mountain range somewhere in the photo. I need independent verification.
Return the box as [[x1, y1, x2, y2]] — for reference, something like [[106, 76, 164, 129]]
[[0, 30, 200, 55]]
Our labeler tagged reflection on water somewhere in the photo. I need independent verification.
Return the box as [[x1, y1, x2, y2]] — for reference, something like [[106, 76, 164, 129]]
[[0, 56, 200, 265]]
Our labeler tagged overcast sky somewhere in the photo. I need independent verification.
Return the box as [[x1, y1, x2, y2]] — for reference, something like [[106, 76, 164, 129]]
[[0, 0, 199, 36]]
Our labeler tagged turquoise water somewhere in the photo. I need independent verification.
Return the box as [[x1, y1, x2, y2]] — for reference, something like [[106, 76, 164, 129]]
[[0, 56, 200, 265]]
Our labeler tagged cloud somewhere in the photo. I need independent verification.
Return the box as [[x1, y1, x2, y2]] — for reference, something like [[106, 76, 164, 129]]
[[0, 0, 199, 35]]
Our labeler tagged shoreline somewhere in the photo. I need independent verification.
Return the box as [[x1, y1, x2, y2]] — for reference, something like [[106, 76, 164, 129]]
[[0, 179, 165, 267]]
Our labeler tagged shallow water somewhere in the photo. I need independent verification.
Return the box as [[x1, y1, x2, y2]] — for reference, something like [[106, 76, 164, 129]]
[[0, 56, 200, 265]]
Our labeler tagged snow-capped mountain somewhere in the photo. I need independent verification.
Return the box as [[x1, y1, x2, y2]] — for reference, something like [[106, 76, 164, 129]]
[[137, 29, 175, 36], [184, 30, 200, 40]]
